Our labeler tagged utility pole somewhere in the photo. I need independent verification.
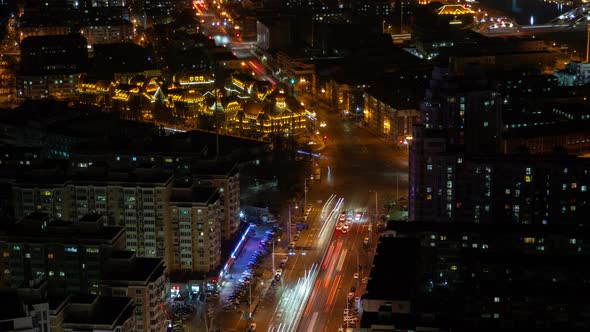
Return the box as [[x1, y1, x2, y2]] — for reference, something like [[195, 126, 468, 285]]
[[304, 177, 308, 212], [287, 204, 291, 244], [248, 281, 252, 318], [272, 240, 275, 273], [396, 174, 399, 200], [400, 0, 403, 33], [356, 252, 360, 289]]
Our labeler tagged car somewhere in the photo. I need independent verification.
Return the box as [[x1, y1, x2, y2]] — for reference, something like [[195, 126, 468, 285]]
[[248, 323, 257, 331], [355, 212, 362, 221], [294, 233, 300, 241], [363, 237, 369, 246], [319, 121, 326, 127], [280, 256, 288, 264], [353, 272, 359, 279], [336, 221, 344, 231], [275, 268, 283, 276], [341, 226, 349, 234], [339, 213, 346, 222], [289, 241, 296, 249]]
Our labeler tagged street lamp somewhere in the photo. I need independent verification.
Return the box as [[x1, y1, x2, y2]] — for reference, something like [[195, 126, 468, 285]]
[[248, 281, 252, 318], [368, 190, 378, 244], [272, 239, 276, 274], [287, 204, 292, 243], [304, 177, 310, 212]]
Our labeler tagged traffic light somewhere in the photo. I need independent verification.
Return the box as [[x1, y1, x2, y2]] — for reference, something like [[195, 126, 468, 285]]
[[290, 78, 296, 85], [235, 32, 240, 37]]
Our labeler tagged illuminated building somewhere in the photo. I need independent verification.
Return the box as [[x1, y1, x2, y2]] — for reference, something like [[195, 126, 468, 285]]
[[81, 19, 134, 47], [191, 163, 241, 241], [0, 214, 126, 294], [361, 222, 590, 330], [363, 80, 422, 145], [17, 34, 87, 100], [167, 187, 222, 274], [11, 170, 174, 258]]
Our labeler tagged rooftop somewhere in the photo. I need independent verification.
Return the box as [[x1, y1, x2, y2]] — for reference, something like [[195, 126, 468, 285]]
[[364, 237, 419, 300], [64, 295, 133, 327]]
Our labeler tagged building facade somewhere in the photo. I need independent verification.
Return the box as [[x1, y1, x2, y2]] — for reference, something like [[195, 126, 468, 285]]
[[167, 187, 222, 274], [11, 171, 174, 258]]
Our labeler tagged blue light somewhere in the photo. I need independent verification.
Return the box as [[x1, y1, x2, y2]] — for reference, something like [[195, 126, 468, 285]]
[[219, 225, 251, 279], [240, 211, 245, 218]]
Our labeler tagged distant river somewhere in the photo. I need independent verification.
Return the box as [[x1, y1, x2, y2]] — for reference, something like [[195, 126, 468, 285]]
[[478, 0, 573, 25]]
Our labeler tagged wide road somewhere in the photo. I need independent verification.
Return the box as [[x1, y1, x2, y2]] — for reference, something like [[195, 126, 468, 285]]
[[293, 94, 408, 331]]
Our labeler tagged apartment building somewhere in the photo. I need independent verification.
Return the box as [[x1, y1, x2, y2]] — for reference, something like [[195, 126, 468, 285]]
[[0, 214, 125, 294], [11, 170, 174, 258], [167, 186, 222, 275], [101, 254, 167, 332], [192, 163, 240, 241]]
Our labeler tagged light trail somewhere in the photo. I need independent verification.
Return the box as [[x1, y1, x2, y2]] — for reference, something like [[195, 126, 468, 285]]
[[268, 264, 320, 332], [326, 274, 342, 309], [321, 194, 337, 218], [336, 248, 347, 272], [304, 279, 322, 317], [306, 312, 319, 332], [321, 243, 335, 270]]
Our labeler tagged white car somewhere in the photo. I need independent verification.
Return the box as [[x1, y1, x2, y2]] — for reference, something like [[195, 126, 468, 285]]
[[353, 272, 359, 279], [355, 212, 362, 221], [275, 268, 283, 276], [319, 121, 327, 127]]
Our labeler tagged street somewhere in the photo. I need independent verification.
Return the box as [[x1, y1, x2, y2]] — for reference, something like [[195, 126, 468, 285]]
[[189, 3, 409, 330]]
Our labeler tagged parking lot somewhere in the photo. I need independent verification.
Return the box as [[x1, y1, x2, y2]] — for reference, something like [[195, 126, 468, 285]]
[[219, 223, 285, 313]]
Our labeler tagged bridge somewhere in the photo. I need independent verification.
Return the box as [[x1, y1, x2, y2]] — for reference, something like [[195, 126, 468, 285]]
[[470, 4, 590, 37]]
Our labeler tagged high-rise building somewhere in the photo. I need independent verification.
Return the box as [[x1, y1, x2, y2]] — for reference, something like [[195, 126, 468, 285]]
[[167, 186, 222, 274], [192, 163, 240, 241], [0, 214, 125, 294], [101, 254, 167, 332], [11, 170, 174, 258]]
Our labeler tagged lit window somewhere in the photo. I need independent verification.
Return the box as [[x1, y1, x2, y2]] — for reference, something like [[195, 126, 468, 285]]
[[48, 253, 54, 259], [494, 297, 500, 303], [2, 252, 8, 258], [427, 164, 433, 170], [523, 237, 535, 244]]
